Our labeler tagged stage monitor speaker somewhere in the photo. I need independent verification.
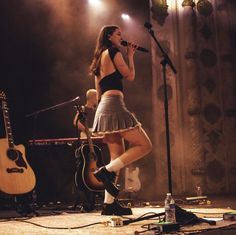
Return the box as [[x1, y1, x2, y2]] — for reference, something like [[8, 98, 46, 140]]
[[28, 144, 78, 204]]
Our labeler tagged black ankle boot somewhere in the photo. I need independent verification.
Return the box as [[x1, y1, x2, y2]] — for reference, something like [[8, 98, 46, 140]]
[[94, 167, 119, 197], [101, 200, 133, 216]]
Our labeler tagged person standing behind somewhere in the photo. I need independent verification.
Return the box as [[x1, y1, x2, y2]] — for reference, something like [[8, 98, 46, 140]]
[[89, 25, 152, 215], [73, 89, 98, 212], [73, 89, 98, 138]]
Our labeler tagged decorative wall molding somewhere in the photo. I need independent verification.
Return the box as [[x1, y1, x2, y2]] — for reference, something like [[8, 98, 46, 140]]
[[150, 0, 236, 195]]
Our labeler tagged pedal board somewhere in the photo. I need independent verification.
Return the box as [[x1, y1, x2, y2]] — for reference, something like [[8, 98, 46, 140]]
[[185, 196, 208, 204], [185, 196, 207, 201], [223, 212, 236, 221]]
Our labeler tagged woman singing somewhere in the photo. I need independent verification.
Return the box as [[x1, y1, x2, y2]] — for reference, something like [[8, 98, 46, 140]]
[[89, 25, 152, 215]]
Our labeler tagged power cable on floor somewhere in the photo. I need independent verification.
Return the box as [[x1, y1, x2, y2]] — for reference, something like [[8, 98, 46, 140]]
[[13, 219, 103, 229]]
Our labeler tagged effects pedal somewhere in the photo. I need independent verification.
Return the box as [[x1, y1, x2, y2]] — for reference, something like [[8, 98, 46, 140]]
[[223, 212, 236, 221], [109, 217, 124, 227], [148, 222, 180, 233]]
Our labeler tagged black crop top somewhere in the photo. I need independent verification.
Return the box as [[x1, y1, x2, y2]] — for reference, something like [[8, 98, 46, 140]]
[[99, 47, 123, 94]]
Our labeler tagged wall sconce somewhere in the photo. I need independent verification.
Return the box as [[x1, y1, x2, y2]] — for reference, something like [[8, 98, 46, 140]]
[[151, 0, 169, 26], [197, 0, 213, 16], [182, 0, 196, 8]]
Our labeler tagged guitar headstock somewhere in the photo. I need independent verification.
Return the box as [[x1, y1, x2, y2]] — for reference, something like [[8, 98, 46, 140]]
[[0, 90, 7, 101]]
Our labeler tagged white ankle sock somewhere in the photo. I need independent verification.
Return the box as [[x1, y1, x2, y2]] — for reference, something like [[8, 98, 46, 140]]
[[105, 158, 124, 172], [104, 191, 114, 204]]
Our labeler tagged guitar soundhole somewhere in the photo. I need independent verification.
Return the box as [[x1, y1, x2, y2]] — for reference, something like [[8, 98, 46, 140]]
[[7, 149, 18, 161], [7, 148, 27, 168]]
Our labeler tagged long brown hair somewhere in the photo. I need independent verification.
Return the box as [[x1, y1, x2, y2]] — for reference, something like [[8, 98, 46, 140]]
[[89, 25, 119, 76]]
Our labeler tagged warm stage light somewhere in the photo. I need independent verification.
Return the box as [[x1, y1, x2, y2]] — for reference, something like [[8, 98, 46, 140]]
[[88, 0, 102, 7], [121, 13, 130, 21]]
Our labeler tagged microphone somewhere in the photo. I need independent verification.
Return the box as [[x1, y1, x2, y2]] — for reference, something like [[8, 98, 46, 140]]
[[121, 40, 149, 53], [72, 96, 80, 108], [144, 22, 153, 29], [72, 96, 80, 103]]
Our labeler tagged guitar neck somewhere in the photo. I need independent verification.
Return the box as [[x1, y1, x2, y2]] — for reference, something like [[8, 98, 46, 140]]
[[84, 126, 95, 154], [78, 105, 96, 154], [1, 100, 14, 148]]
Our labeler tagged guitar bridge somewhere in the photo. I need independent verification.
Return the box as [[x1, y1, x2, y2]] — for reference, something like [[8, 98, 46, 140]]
[[6, 168, 24, 173]]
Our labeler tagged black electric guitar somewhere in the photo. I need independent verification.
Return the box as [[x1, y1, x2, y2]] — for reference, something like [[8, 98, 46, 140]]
[[0, 90, 36, 194], [74, 106, 104, 192]]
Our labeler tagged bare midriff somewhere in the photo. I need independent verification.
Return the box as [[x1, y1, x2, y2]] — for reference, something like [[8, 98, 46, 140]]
[[102, 90, 124, 98]]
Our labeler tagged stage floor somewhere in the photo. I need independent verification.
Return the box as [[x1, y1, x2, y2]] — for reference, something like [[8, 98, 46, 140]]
[[0, 195, 236, 235]]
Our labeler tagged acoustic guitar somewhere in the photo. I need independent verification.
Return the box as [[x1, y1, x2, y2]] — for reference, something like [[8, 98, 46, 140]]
[[0, 90, 36, 194], [74, 106, 104, 192]]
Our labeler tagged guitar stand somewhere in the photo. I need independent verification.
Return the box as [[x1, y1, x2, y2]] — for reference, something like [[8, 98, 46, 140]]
[[119, 190, 136, 207], [16, 201, 39, 217], [73, 190, 103, 213], [15, 193, 39, 217]]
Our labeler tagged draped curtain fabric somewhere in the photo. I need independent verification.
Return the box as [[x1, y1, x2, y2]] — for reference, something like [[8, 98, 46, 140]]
[[150, 0, 236, 196]]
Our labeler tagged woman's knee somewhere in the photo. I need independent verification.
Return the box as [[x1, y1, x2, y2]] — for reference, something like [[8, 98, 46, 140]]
[[131, 136, 152, 155], [122, 127, 152, 154], [138, 128, 152, 154]]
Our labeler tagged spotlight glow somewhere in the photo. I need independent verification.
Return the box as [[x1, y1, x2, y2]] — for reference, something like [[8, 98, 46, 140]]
[[121, 13, 130, 21], [88, 0, 102, 7]]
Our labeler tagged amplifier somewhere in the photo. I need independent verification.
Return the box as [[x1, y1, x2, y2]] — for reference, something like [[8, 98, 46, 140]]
[[27, 139, 109, 204]]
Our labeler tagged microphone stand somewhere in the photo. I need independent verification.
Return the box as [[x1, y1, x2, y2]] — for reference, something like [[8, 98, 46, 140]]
[[25, 96, 80, 118], [25, 96, 80, 145], [24, 96, 80, 213], [145, 23, 177, 194]]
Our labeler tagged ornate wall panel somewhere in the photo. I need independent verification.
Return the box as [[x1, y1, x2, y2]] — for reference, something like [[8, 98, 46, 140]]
[[150, 0, 236, 196], [213, 0, 236, 192], [195, 0, 226, 194]]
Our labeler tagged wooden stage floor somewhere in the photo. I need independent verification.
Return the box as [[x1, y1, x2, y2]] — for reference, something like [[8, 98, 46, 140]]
[[0, 195, 236, 235]]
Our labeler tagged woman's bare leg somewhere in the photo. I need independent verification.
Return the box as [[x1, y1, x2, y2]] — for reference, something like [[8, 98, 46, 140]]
[[118, 126, 152, 165], [103, 133, 125, 204], [103, 127, 152, 172], [94, 127, 151, 199], [105, 133, 125, 161]]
